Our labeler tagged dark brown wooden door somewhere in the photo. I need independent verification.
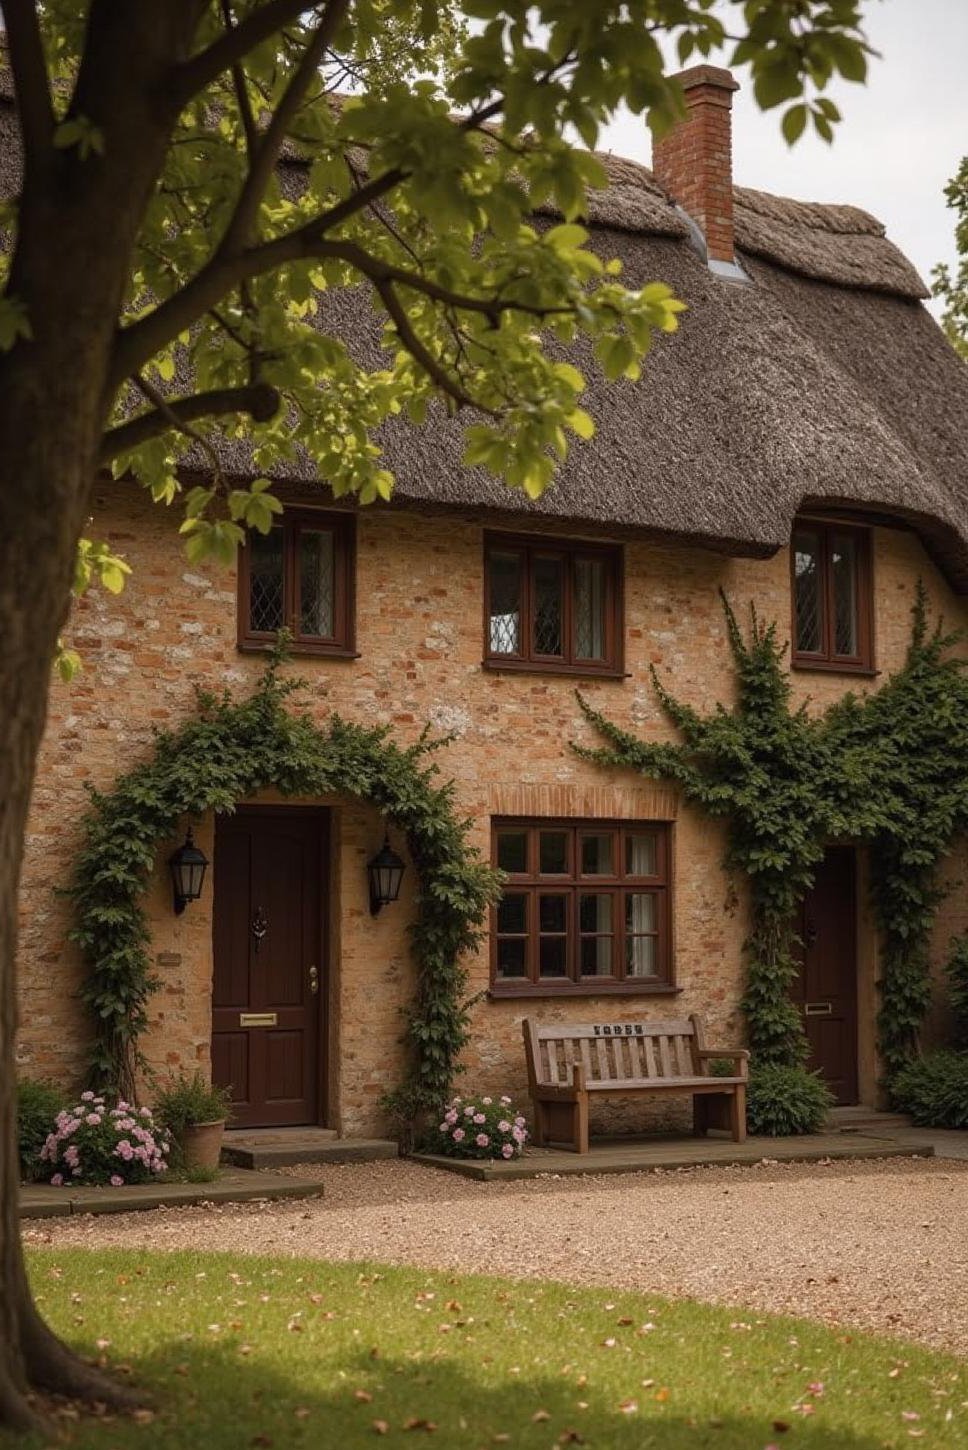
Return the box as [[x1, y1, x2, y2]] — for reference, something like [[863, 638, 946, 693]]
[[211, 808, 324, 1127], [793, 846, 858, 1105]]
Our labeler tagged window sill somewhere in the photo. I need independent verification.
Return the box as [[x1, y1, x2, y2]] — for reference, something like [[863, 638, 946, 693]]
[[790, 656, 877, 678], [239, 641, 360, 661], [488, 982, 680, 1000], [483, 658, 628, 681]]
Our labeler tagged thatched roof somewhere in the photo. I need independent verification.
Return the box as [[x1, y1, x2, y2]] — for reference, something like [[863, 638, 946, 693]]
[[0, 82, 965, 585], [237, 145, 968, 589], [296, 227, 968, 591]]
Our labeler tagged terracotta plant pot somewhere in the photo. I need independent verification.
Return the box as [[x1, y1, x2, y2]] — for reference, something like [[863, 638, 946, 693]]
[[178, 1119, 226, 1171]]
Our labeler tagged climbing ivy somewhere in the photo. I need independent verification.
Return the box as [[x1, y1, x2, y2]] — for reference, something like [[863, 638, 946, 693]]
[[578, 588, 968, 1092], [69, 650, 500, 1129]]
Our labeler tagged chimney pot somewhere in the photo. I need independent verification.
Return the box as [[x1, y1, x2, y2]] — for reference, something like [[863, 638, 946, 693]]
[[653, 65, 739, 265]]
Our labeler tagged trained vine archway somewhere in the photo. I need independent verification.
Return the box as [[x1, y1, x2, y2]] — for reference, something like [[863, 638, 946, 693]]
[[69, 651, 500, 1129]]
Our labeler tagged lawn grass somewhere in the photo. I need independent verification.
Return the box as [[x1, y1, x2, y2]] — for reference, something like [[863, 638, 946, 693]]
[[18, 1248, 965, 1448]]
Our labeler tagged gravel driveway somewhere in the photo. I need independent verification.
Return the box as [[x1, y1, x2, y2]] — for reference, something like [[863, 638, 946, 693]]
[[22, 1155, 968, 1355]]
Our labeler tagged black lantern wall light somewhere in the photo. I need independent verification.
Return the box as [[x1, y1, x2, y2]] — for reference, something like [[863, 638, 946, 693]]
[[367, 833, 405, 915], [169, 826, 209, 915]]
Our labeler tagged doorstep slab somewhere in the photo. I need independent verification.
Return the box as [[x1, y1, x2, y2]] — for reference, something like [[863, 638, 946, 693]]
[[412, 1131, 936, 1182], [222, 1128, 397, 1168], [19, 1169, 323, 1219]]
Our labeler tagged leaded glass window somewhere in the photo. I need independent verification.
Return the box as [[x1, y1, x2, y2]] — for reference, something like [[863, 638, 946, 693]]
[[484, 535, 622, 674], [239, 510, 354, 655], [791, 519, 872, 672]]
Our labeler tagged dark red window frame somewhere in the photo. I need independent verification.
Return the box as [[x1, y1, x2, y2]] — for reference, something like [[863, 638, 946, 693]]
[[483, 532, 624, 677], [489, 819, 675, 998], [237, 508, 356, 657], [790, 518, 874, 674]]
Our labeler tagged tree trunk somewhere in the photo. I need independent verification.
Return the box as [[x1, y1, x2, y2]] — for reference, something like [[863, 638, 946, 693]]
[[0, 5, 204, 1428], [0, 406, 148, 1432]]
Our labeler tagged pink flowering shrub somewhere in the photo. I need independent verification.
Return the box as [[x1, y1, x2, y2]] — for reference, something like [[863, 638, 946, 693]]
[[426, 1094, 529, 1160], [40, 1093, 170, 1186]]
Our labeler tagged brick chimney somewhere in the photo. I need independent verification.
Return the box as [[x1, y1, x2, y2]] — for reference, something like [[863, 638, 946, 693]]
[[652, 65, 739, 265]]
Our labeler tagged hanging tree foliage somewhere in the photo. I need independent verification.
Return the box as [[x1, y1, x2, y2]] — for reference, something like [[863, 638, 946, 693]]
[[578, 587, 968, 1089]]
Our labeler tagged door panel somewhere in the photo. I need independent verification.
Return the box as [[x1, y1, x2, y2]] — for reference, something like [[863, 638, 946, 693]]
[[212, 809, 324, 1127], [793, 846, 858, 1105]]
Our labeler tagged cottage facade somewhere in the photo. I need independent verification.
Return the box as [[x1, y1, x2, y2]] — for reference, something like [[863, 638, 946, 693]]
[[14, 68, 968, 1137]]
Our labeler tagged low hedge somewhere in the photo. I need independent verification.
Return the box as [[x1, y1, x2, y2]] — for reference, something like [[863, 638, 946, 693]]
[[745, 1063, 834, 1136], [892, 1050, 968, 1128], [17, 1078, 67, 1180]]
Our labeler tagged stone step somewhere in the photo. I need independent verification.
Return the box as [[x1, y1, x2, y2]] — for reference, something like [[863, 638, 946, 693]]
[[826, 1107, 912, 1134], [221, 1128, 397, 1169]]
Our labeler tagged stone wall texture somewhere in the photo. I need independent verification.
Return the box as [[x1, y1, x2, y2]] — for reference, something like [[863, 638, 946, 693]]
[[15, 481, 968, 1135]]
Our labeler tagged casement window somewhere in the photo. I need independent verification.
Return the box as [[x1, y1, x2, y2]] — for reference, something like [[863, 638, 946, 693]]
[[490, 820, 673, 996], [484, 533, 623, 676], [238, 509, 356, 656], [791, 520, 873, 673]]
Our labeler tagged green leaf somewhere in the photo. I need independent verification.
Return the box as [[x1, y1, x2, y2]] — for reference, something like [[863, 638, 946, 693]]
[[566, 407, 595, 440], [544, 222, 589, 253], [781, 104, 807, 147]]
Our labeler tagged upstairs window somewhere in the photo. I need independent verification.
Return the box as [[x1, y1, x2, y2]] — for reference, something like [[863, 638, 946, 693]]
[[791, 520, 873, 673], [490, 820, 672, 996], [238, 509, 355, 655], [484, 533, 623, 676]]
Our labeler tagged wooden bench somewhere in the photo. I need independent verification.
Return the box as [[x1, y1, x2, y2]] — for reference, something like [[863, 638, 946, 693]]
[[522, 1015, 749, 1153]]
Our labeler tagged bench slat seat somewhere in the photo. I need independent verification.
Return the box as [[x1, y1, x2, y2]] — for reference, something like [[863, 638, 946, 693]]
[[585, 1075, 745, 1091], [523, 1014, 748, 1153]]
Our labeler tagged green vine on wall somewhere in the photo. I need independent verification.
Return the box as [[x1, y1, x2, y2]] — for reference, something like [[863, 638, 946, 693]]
[[578, 587, 968, 1094], [69, 649, 501, 1128]]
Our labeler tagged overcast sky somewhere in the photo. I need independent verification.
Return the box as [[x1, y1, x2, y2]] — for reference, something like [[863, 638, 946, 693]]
[[597, 0, 968, 316]]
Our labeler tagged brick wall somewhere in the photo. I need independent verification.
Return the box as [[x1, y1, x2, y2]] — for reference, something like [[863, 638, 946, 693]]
[[15, 481, 967, 1133], [653, 65, 740, 263]]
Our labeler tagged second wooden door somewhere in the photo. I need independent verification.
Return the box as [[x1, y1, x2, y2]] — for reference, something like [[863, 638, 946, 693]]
[[793, 845, 859, 1105]]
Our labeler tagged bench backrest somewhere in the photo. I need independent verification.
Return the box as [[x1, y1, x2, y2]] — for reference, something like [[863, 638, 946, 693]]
[[524, 1017, 703, 1087]]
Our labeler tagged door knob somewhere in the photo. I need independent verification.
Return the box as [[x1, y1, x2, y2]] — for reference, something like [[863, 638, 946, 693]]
[[309, 965, 319, 995]]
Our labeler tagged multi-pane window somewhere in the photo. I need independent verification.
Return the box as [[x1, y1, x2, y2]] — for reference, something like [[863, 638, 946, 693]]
[[484, 534, 623, 675], [490, 820, 672, 995], [791, 520, 872, 672], [238, 509, 355, 655]]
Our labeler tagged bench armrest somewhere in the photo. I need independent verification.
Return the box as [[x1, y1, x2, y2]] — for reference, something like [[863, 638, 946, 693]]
[[697, 1047, 749, 1078]]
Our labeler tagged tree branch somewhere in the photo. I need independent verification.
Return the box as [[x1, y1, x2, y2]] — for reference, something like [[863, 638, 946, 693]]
[[109, 75, 561, 389], [173, 0, 326, 104], [221, 0, 259, 159], [219, 0, 349, 255], [373, 275, 489, 414], [99, 381, 280, 464], [1, 0, 56, 159]]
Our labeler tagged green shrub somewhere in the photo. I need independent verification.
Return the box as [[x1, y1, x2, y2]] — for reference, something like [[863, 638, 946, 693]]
[[17, 1078, 67, 1180], [746, 1064, 834, 1136], [892, 1049, 968, 1128], [946, 933, 968, 1048], [41, 1095, 171, 1186], [424, 1094, 528, 1160], [153, 1072, 233, 1137]]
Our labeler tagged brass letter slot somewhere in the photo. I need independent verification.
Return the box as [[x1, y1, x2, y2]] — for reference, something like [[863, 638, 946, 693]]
[[239, 1012, 278, 1027], [804, 1002, 833, 1016]]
